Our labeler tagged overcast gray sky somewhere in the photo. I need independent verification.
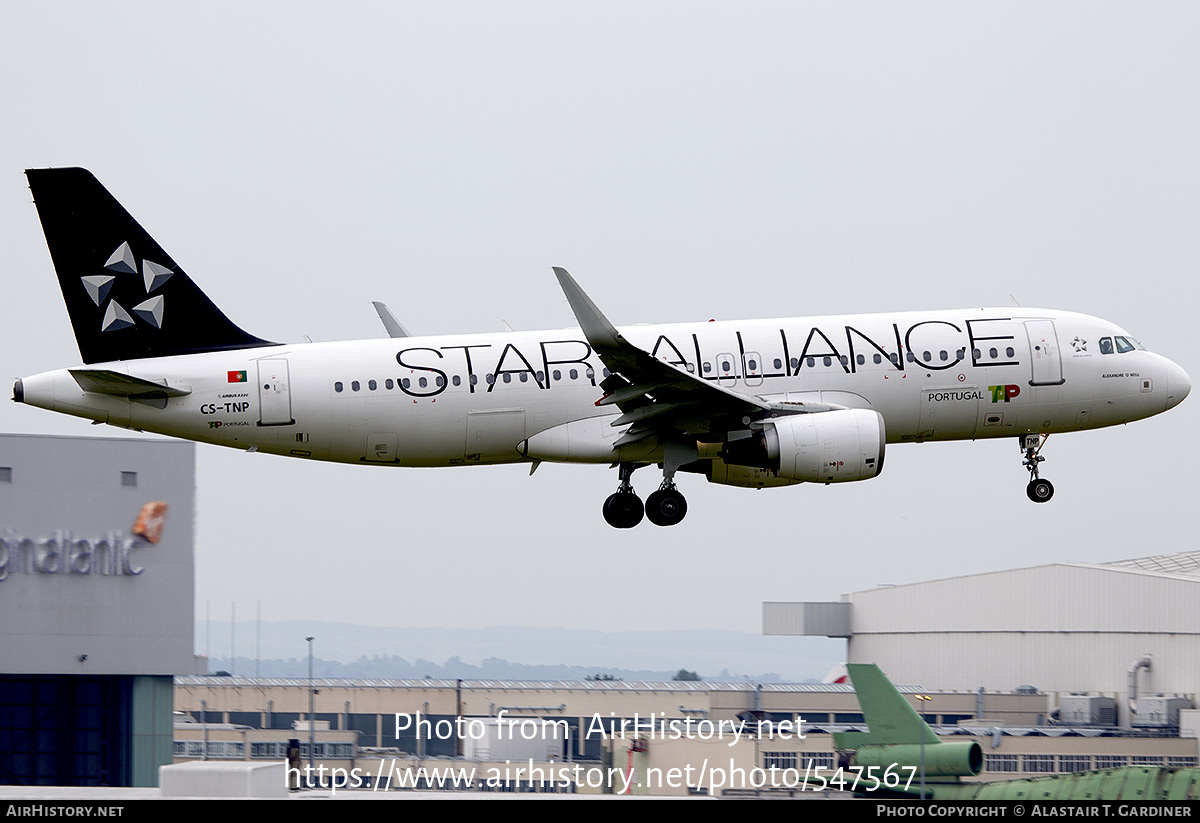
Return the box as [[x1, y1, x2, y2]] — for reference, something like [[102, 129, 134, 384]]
[[2, 3, 1197, 675]]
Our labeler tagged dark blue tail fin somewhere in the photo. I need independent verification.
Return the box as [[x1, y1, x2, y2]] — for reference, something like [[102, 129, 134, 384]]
[[26, 168, 276, 364]]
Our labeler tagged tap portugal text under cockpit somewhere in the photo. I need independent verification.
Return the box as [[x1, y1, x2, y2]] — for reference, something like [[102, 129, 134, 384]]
[[14, 168, 1192, 528]]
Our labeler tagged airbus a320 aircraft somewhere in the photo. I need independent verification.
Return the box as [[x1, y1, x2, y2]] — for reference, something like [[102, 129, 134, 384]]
[[14, 169, 1191, 528]]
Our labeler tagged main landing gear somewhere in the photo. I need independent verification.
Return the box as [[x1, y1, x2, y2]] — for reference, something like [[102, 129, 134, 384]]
[[646, 481, 688, 527], [1021, 434, 1054, 503], [602, 461, 690, 528], [602, 464, 644, 529]]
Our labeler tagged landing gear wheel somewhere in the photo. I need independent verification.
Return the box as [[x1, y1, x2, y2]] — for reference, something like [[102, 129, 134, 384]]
[[603, 492, 644, 528], [645, 487, 688, 527], [1020, 434, 1054, 503], [1026, 478, 1054, 503]]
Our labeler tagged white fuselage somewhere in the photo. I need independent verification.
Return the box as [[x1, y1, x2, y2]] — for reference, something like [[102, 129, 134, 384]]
[[17, 307, 1190, 472]]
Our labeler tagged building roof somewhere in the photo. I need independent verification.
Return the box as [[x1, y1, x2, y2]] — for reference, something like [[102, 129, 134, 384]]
[[1097, 551, 1200, 580]]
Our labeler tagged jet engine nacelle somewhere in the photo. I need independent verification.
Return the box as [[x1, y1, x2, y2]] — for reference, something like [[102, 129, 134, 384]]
[[841, 741, 984, 778], [720, 408, 885, 483]]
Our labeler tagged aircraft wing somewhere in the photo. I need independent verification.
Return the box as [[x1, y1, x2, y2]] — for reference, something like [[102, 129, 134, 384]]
[[553, 267, 833, 447]]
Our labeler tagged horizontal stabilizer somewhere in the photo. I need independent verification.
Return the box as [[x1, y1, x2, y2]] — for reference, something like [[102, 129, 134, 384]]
[[69, 369, 191, 400]]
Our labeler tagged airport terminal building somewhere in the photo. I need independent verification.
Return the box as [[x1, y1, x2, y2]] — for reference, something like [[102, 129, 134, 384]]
[[0, 433, 196, 787]]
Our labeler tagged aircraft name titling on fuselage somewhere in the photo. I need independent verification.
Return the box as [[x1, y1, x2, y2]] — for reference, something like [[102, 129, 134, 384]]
[[385, 317, 1025, 399]]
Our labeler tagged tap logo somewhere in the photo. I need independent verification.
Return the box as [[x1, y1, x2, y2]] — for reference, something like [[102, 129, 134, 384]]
[[989, 384, 1021, 403]]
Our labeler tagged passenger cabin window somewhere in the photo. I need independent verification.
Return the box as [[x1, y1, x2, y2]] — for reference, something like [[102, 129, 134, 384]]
[[368, 379, 377, 391], [351, 381, 360, 392], [334, 382, 343, 392]]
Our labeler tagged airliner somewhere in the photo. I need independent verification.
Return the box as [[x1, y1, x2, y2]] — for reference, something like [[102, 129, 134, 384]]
[[14, 168, 1191, 528]]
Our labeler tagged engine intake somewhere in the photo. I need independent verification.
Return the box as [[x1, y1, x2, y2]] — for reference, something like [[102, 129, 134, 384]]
[[722, 408, 885, 483]]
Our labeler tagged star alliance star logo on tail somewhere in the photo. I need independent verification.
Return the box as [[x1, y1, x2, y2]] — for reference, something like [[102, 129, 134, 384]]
[[82, 241, 173, 333]]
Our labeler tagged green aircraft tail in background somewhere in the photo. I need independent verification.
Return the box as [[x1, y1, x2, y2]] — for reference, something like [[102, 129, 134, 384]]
[[839, 663, 1200, 800], [835, 664, 981, 787]]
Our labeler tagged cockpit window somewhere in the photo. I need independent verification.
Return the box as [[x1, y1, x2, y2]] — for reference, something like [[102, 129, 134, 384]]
[[1114, 336, 1137, 354], [1099, 337, 1114, 355]]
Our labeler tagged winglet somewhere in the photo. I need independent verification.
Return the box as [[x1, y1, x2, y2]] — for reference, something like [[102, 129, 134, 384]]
[[552, 267, 624, 355], [372, 301, 411, 338]]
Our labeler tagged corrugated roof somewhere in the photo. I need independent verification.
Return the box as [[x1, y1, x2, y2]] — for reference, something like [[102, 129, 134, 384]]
[[1099, 551, 1200, 579], [175, 676, 943, 694]]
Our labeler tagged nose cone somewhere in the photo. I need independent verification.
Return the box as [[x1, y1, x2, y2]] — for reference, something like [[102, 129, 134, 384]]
[[1165, 359, 1191, 410]]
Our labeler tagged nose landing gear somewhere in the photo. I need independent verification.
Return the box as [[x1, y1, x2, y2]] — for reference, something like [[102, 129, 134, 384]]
[[1021, 434, 1054, 503]]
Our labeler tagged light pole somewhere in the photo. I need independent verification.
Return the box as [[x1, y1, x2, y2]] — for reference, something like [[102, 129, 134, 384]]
[[915, 693, 932, 798], [306, 636, 315, 786]]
